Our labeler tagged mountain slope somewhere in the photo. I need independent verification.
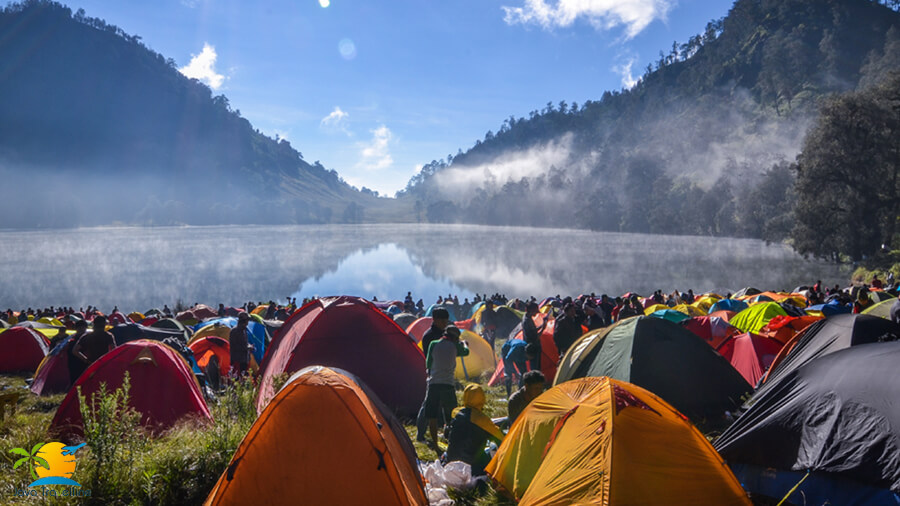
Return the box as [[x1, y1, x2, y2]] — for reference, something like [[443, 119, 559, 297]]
[[0, 0, 404, 227], [401, 0, 900, 240]]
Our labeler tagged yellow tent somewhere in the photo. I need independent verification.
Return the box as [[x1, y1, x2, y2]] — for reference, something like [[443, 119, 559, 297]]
[[486, 376, 750, 505], [691, 296, 719, 313], [642, 304, 669, 315], [189, 323, 232, 344], [672, 304, 705, 316], [418, 330, 495, 381]]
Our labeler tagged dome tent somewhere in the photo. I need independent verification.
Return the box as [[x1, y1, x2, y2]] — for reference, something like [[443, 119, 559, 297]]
[[257, 296, 425, 417], [205, 366, 427, 506]]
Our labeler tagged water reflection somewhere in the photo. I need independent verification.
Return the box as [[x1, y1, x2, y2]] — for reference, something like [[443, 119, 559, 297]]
[[0, 224, 849, 311], [292, 243, 475, 302]]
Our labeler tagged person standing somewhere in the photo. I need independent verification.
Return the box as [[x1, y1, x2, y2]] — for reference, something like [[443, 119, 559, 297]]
[[66, 319, 90, 384], [73, 316, 115, 370], [421, 308, 450, 353], [420, 325, 469, 447], [229, 312, 254, 377], [415, 308, 451, 441], [553, 303, 584, 359], [522, 302, 547, 372]]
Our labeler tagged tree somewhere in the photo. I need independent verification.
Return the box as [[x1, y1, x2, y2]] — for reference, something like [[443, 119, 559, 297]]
[[792, 72, 900, 260]]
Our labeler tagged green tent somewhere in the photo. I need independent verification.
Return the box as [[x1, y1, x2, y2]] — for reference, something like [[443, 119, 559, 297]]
[[862, 298, 896, 319], [555, 316, 751, 419], [730, 302, 788, 334]]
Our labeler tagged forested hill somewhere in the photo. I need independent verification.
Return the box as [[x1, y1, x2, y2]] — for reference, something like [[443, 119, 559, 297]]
[[0, 0, 399, 227], [400, 0, 900, 241]]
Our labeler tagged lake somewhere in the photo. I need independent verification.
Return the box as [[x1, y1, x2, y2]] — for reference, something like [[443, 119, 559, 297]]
[[0, 224, 849, 311]]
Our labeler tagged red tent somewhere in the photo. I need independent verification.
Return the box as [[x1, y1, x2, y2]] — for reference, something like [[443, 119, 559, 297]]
[[758, 315, 822, 344], [405, 317, 432, 343], [715, 332, 784, 386], [0, 327, 49, 373], [49, 340, 212, 439], [30, 344, 71, 395], [681, 316, 738, 349], [257, 296, 426, 417], [508, 314, 559, 381]]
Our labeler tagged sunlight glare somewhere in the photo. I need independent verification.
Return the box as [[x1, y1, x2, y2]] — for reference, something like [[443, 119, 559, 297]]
[[319, 0, 329, 7]]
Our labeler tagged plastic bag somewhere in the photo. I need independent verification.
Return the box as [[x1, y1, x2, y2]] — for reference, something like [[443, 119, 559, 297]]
[[419, 459, 476, 505]]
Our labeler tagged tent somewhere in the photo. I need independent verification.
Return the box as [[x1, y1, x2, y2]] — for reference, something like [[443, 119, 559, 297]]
[[256, 296, 425, 417], [486, 376, 750, 505], [555, 316, 750, 419], [191, 318, 267, 364], [805, 299, 852, 317], [205, 366, 426, 505], [508, 314, 560, 381], [729, 302, 788, 334], [715, 333, 784, 387], [708, 298, 749, 314], [756, 313, 900, 394], [756, 315, 821, 344], [405, 317, 432, 343], [425, 304, 458, 321], [150, 318, 191, 342], [30, 341, 72, 395], [188, 336, 231, 377], [648, 309, 690, 323], [863, 298, 898, 320], [418, 330, 495, 382], [111, 323, 186, 345], [715, 342, 900, 505], [0, 327, 49, 373], [49, 340, 212, 438], [393, 312, 417, 330], [472, 305, 522, 340], [679, 315, 736, 349]]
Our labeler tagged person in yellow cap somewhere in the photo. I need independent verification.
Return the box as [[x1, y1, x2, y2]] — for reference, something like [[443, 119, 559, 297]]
[[445, 383, 503, 476]]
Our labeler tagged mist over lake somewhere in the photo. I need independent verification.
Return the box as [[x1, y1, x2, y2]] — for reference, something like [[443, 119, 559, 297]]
[[0, 224, 849, 311]]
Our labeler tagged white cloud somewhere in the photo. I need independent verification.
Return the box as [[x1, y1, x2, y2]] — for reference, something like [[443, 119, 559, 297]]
[[613, 57, 639, 89], [502, 0, 673, 38], [356, 125, 393, 170], [320, 107, 351, 135], [179, 43, 225, 90], [434, 133, 576, 197]]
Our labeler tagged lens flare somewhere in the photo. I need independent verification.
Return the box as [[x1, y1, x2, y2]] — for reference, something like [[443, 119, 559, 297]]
[[318, 0, 329, 7], [338, 38, 356, 60]]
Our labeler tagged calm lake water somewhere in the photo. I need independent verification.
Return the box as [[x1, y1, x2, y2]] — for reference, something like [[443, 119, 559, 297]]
[[0, 224, 849, 311]]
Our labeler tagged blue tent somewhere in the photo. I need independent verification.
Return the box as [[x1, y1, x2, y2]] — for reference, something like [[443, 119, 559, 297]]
[[193, 317, 267, 363], [806, 300, 851, 316], [424, 304, 458, 321], [708, 298, 749, 314]]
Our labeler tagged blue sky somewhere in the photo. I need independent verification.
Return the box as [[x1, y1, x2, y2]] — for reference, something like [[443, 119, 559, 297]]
[[64, 0, 734, 196]]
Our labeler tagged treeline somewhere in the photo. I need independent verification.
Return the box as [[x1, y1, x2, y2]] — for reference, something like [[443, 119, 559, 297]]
[[0, 0, 375, 227], [401, 0, 900, 251]]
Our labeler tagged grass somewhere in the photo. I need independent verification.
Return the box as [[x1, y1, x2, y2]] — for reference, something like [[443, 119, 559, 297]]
[[0, 374, 258, 505], [0, 366, 740, 506]]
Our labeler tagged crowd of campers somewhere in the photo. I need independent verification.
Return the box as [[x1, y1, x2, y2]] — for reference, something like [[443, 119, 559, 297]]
[[2, 278, 900, 504]]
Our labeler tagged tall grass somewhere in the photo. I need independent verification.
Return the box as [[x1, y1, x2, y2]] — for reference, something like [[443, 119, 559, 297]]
[[0, 375, 260, 505]]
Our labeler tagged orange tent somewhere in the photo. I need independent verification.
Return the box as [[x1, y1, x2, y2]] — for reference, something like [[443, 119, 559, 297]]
[[486, 377, 750, 505], [188, 336, 231, 377], [757, 315, 821, 345], [205, 366, 427, 506]]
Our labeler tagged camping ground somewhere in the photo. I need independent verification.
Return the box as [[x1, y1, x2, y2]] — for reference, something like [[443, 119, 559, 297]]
[[0, 372, 519, 505]]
